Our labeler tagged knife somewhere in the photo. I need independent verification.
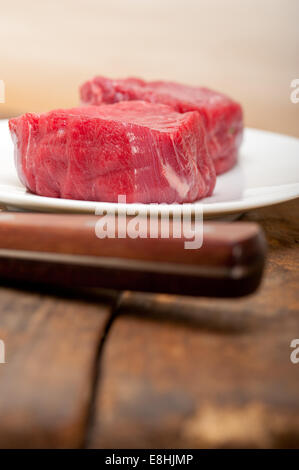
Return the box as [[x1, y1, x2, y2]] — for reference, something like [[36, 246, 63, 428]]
[[0, 212, 266, 297]]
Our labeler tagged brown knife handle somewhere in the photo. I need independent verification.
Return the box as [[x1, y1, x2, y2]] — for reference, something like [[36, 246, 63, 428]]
[[0, 212, 266, 297]]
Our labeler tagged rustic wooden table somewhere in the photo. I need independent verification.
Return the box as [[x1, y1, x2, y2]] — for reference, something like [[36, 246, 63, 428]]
[[0, 198, 298, 448]]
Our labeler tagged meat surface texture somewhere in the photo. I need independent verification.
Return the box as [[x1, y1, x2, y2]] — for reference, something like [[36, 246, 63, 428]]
[[80, 77, 243, 174], [9, 101, 216, 204]]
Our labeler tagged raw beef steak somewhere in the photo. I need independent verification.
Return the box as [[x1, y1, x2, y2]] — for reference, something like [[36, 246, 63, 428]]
[[9, 101, 216, 203], [80, 77, 243, 174]]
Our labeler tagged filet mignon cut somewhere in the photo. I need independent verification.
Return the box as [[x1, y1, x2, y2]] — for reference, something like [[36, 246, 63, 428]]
[[9, 101, 216, 203], [80, 76, 243, 174]]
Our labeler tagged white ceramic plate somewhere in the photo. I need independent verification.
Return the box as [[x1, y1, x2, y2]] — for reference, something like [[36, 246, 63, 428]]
[[0, 119, 298, 216]]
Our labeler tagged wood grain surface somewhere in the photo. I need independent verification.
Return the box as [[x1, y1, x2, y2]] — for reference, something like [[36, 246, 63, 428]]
[[86, 199, 299, 449], [0, 287, 116, 448], [0, 198, 297, 449]]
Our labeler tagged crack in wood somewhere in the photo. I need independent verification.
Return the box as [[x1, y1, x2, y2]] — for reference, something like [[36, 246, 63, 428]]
[[83, 292, 125, 449]]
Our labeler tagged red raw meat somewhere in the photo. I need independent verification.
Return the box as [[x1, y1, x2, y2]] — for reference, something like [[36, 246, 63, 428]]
[[80, 77, 243, 174], [9, 101, 215, 203]]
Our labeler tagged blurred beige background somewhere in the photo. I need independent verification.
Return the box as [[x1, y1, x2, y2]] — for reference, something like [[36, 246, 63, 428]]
[[1, 0, 298, 136]]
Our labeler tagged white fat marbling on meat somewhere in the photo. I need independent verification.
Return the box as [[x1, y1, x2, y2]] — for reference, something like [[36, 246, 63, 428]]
[[127, 132, 138, 154], [127, 132, 136, 142], [162, 163, 189, 199], [57, 128, 65, 137]]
